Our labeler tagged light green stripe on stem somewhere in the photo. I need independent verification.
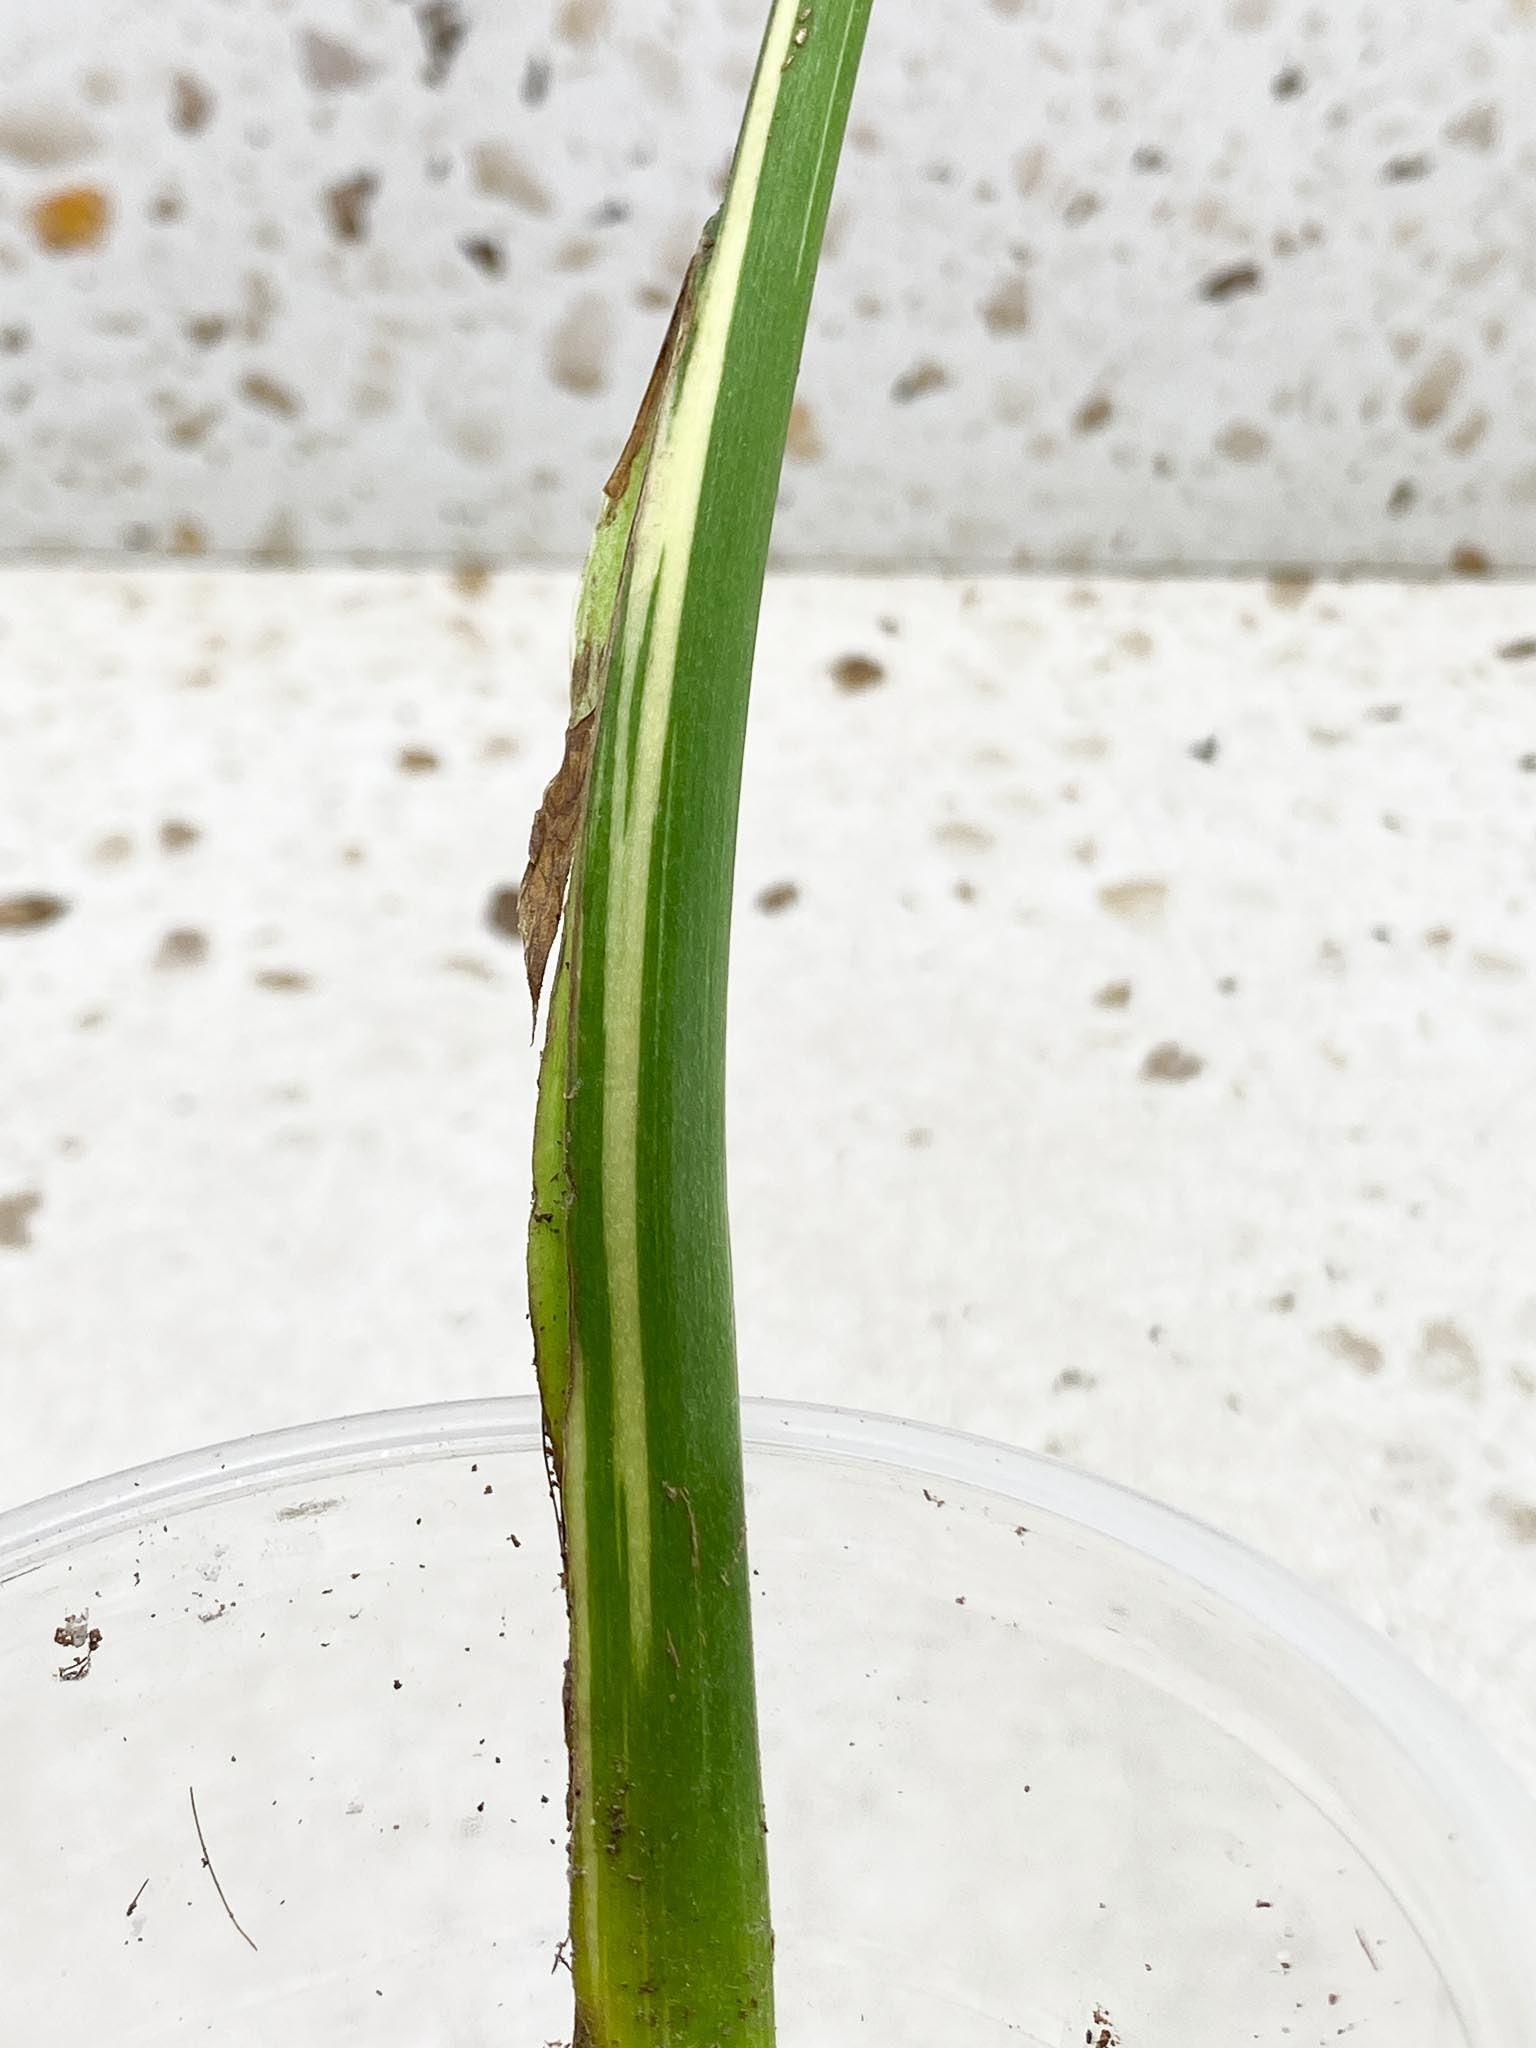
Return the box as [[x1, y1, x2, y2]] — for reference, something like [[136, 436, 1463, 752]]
[[533, 0, 872, 2041]]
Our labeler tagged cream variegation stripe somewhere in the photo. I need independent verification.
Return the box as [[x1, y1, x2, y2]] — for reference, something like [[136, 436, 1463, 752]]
[[585, 0, 811, 1666]]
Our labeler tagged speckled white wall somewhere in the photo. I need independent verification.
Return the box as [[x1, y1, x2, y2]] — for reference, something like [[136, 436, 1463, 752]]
[[2, 0, 1534, 570], [4, 567, 1536, 1787]]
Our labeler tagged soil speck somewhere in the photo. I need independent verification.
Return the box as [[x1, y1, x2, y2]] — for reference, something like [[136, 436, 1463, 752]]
[[755, 882, 800, 914], [170, 72, 215, 133], [890, 359, 950, 403], [416, 2, 469, 85], [1199, 262, 1262, 302], [1403, 349, 1464, 429], [785, 399, 824, 462], [297, 28, 375, 91], [460, 236, 505, 277], [1489, 1493, 1536, 1543], [469, 142, 552, 215], [548, 294, 613, 395], [1418, 1317, 1480, 1389], [154, 928, 208, 971], [831, 651, 884, 690], [1321, 1325, 1384, 1375], [1097, 878, 1167, 927], [240, 372, 303, 419], [325, 171, 378, 244], [0, 1191, 42, 1250], [31, 184, 112, 252], [1073, 393, 1113, 434], [485, 886, 522, 942], [981, 274, 1030, 335], [1140, 1041, 1204, 1083], [0, 107, 101, 168], [0, 892, 70, 932]]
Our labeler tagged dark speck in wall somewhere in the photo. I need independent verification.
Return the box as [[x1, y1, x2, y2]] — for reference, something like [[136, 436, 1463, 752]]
[[398, 746, 440, 774], [1450, 544, 1492, 576], [170, 71, 216, 134], [755, 882, 800, 914], [1497, 638, 1536, 661], [1199, 263, 1263, 303], [0, 892, 70, 932], [31, 185, 112, 252], [785, 400, 824, 463], [1320, 1325, 1384, 1375], [460, 237, 506, 278], [0, 1191, 42, 1251], [890, 359, 950, 404], [485, 886, 522, 942], [1130, 144, 1167, 171], [325, 172, 379, 245], [1098, 878, 1167, 926], [297, 28, 376, 93], [240, 372, 303, 419], [830, 652, 885, 691], [1093, 980, 1132, 1009], [160, 819, 200, 853], [1267, 572, 1313, 609], [1444, 102, 1499, 152], [1519, 754, 1536, 774], [1140, 1042, 1204, 1084], [980, 274, 1030, 336], [1188, 735, 1219, 763], [1382, 153, 1433, 182], [1490, 1490, 1536, 1540], [521, 55, 552, 105], [1271, 65, 1306, 98], [255, 968, 313, 993], [1073, 394, 1113, 434], [154, 928, 208, 971], [417, 2, 470, 86], [1487, 1494, 1536, 1545]]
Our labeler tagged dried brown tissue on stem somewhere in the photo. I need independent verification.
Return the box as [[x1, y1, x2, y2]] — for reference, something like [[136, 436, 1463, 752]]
[[516, 221, 719, 1025]]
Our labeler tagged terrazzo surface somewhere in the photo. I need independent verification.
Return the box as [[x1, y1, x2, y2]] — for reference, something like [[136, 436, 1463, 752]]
[[2, 1, 1536, 568], [2, 566, 1534, 1794]]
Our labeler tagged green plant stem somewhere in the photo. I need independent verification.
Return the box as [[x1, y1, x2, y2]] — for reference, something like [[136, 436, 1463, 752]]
[[525, 1, 871, 2042]]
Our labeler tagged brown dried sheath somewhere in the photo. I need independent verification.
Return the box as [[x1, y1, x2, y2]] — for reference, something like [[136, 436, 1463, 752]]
[[517, 222, 718, 1017]]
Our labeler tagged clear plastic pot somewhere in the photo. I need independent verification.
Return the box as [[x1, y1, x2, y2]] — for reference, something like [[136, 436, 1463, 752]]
[[2, 1397, 1533, 2045]]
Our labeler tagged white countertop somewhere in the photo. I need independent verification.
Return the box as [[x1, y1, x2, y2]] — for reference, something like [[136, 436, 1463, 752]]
[[2, 566, 1533, 1789]]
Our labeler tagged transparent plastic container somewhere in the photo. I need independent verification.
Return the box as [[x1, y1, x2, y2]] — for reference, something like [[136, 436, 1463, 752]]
[[2, 1397, 1533, 2045]]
